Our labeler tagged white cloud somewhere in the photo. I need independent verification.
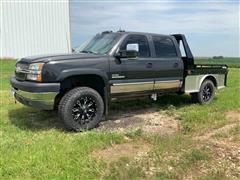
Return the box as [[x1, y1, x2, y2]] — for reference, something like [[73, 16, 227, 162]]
[[70, 1, 239, 56]]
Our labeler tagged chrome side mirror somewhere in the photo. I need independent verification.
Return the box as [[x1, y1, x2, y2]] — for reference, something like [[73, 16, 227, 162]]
[[114, 43, 139, 61], [126, 43, 139, 52]]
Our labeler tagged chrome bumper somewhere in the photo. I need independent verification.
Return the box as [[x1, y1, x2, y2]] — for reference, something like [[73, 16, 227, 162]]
[[13, 89, 58, 110]]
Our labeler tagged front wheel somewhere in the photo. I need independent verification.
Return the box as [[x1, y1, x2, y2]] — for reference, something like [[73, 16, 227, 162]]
[[191, 79, 215, 104], [59, 87, 104, 131]]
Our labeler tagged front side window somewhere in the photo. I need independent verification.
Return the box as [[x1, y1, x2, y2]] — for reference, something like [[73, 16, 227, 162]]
[[152, 36, 177, 57], [120, 35, 150, 57]]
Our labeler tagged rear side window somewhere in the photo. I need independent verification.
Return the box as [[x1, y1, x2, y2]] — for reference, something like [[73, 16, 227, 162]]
[[120, 35, 150, 57], [152, 36, 177, 57]]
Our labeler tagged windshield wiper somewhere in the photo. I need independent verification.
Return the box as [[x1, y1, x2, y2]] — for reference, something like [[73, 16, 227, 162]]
[[80, 50, 98, 54]]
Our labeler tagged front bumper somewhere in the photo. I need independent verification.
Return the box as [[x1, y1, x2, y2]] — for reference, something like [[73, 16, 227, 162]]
[[10, 76, 60, 110]]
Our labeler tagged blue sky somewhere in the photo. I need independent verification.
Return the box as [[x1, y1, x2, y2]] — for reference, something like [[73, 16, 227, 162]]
[[70, 0, 239, 57]]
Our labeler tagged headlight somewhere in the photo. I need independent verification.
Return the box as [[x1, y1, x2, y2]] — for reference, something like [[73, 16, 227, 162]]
[[26, 63, 44, 81]]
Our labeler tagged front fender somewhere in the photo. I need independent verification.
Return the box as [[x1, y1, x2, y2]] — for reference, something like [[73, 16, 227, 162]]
[[57, 68, 109, 85]]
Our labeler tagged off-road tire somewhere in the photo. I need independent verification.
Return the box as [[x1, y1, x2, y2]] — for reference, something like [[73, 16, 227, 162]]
[[191, 79, 215, 104], [59, 87, 104, 131]]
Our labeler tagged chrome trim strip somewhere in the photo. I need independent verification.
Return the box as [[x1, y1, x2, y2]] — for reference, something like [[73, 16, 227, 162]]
[[154, 80, 181, 90], [16, 69, 30, 73], [113, 81, 153, 86], [111, 81, 154, 93], [111, 80, 181, 94], [16, 69, 41, 74]]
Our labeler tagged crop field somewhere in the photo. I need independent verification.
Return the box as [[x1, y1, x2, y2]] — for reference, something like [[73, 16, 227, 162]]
[[0, 58, 240, 179]]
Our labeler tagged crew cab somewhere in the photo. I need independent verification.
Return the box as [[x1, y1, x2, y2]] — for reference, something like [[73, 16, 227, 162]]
[[11, 31, 228, 131]]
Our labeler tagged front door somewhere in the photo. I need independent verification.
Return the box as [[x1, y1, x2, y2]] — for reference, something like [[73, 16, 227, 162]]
[[110, 34, 155, 95]]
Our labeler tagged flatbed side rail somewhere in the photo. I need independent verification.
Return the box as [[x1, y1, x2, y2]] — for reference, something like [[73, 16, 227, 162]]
[[186, 64, 228, 76], [195, 64, 228, 69]]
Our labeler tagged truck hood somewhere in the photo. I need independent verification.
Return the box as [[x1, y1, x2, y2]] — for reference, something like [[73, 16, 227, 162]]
[[19, 53, 107, 64]]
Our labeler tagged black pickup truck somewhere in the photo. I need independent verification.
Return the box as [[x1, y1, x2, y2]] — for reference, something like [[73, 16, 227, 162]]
[[11, 31, 228, 131]]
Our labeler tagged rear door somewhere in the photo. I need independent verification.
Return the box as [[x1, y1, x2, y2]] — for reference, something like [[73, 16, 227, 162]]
[[151, 36, 184, 90]]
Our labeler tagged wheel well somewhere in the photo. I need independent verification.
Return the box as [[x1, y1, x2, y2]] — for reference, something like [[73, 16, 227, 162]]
[[204, 76, 217, 87], [54, 75, 106, 108]]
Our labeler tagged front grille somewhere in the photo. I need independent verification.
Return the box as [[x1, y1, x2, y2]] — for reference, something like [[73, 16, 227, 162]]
[[15, 62, 29, 81], [16, 72, 26, 80]]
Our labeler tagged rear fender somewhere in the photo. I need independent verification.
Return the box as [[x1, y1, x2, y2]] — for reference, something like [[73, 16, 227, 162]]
[[184, 74, 225, 93]]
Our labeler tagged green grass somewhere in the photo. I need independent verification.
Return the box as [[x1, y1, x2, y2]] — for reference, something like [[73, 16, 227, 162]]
[[0, 59, 240, 179], [213, 124, 240, 142], [183, 149, 209, 164]]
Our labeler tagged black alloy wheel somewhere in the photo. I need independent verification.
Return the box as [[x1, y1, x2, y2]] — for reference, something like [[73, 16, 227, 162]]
[[202, 84, 213, 102], [72, 95, 97, 125], [191, 79, 215, 104], [59, 87, 104, 131]]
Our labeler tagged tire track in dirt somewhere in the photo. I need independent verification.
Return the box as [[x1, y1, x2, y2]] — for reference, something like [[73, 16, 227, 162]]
[[186, 109, 240, 179]]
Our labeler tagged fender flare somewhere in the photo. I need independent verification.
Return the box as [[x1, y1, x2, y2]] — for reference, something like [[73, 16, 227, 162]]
[[57, 68, 109, 117], [57, 68, 109, 86]]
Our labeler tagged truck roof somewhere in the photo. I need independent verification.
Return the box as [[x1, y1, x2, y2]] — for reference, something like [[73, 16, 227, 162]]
[[101, 30, 175, 38]]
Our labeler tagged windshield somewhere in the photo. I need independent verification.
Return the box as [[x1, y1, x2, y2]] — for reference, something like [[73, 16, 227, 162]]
[[75, 33, 122, 55]]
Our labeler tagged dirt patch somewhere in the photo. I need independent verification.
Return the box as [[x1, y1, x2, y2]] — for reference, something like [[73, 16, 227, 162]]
[[194, 123, 238, 141], [195, 141, 240, 179], [226, 109, 240, 121], [97, 108, 179, 135], [189, 109, 240, 179], [92, 141, 152, 162]]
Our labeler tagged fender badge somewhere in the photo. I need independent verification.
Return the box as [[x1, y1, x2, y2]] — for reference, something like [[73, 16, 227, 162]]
[[112, 74, 125, 79]]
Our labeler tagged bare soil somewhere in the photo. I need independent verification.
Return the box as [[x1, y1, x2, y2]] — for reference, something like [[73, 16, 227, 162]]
[[93, 108, 179, 163], [93, 109, 240, 179], [188, 110, 240, 179], [194, 123, 238, 141], [226, 109, 240, 121], [97, 108, 180, 135]]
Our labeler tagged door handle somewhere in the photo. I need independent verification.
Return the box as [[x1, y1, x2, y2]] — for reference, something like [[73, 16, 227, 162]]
[[174, 62, 179, 68], [146, 63, 153, 68]]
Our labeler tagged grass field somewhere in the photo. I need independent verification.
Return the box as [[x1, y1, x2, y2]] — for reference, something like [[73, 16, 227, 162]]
[[0, 58, 240, 179]]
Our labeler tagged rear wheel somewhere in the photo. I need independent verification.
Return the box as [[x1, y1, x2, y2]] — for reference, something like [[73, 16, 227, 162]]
[[191, 79, 215, 104], [59, 87, 104, 131]]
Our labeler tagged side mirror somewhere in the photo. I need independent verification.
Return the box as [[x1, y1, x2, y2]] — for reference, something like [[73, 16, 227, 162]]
[[126, 43, 139, 52], [115, 43, 139, 59]]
